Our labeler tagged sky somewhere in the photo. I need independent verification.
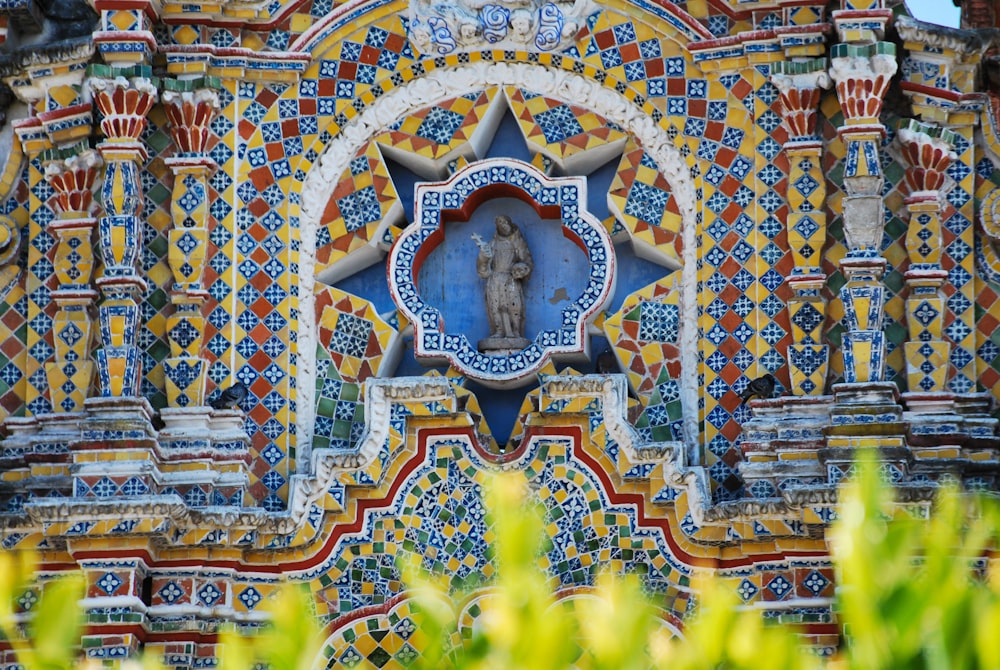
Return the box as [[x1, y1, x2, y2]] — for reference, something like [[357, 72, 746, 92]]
[[905, 0, 961, 27]]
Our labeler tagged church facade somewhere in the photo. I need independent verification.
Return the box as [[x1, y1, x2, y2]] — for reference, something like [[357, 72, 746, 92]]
[[0, 0, 998, 665]]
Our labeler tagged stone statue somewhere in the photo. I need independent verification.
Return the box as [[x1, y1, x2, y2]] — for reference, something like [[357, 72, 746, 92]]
[[473, 215, 533, 351]]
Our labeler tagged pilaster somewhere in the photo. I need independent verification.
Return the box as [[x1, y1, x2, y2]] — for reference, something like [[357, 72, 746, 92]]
[[896, 120, 957, 396], [160, 78, 220, 410], [42, 148, 101, 414], [771, 59, 831, 395], [6, 56, 92, 480], [829, 40, 896, 385], [12, 117, 52, 424], [896, 15, 999, 395], [87, 65, 158, 400]]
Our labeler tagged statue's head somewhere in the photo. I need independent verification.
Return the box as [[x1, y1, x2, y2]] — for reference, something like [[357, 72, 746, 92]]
[[495, 215, 514, 236]]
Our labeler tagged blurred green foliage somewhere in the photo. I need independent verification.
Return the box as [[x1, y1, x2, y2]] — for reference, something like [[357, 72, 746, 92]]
[[0, 551, 85, 670], [3, 458, 1000, 669], [831, 457, 1000, 670], [218, 582, 323, 670], [405, 474, 819, 670]]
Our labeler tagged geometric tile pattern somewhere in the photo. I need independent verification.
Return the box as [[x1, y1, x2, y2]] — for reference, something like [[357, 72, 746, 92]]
[[0, 8, 996, 670], [317, 140, 401, 273], [309, 432, 694, 621], [5, 5, 992, 518], [507, 86, 627, 168], [602, 274, 682, 400], [4, 4, 1000, 670], [819, 101, 918, 389], [608, 139, 684, 266], [691, 64, 794, 499], [315, 288, 399, 384]]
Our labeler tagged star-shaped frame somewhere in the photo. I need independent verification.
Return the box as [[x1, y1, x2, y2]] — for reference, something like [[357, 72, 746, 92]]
[[388, 158, 616, 388]]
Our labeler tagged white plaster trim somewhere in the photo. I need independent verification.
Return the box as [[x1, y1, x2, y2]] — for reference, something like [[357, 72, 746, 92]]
[[298, 61, 699, 461], [81, 595, 148, 613], [288, 375, 710, 542], [829, 53, 898, 86], [541, 375, 711, 526], [286, 377, 456, 521]]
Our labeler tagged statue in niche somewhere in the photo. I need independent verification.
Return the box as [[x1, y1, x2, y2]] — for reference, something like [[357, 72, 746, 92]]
[[473, 215, 533, 352]]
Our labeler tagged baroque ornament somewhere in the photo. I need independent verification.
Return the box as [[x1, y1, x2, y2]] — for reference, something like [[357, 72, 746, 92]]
[[407, 0, 597, 55], [388, 158, 616, 387]]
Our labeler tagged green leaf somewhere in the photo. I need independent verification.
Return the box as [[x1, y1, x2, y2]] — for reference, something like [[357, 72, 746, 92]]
[[30, 573, 84, 670]]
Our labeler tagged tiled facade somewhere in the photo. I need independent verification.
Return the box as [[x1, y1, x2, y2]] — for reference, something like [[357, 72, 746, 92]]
[[0, 0, 997, 665]]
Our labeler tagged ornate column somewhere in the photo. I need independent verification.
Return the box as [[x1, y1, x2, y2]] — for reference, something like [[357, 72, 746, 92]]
[[896, 120, 957, 396], [823, 12, 907, 466], [76, 9, 160, 655], [829, 41, 896, 384], [42, 148, 101, 413], [87, 66, 158, 399], [161, 78, 220, 410], [3, 43, 94, 424], [896, 15, 996, 397], [771, 59, 832, 396]]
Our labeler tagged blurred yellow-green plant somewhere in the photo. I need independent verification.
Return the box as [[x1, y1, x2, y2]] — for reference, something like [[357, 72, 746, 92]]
[[4, 458, 1000, 670], [0, 551, 84, 670], [217, 582, 323, 670], [830, 456, 1000, 670], [405, 473, 818, 670]]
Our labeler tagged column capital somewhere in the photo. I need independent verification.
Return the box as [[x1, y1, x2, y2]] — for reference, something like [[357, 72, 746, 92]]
[[87, 66, 159, 143], [770, 59, 831, 141], [830, 42, 897, 126], [42, 148, 103, 219], [161, 78, 221, 156], [896, 119, 958, 198]]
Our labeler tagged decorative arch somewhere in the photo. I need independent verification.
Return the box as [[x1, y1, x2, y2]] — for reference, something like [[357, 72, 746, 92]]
[[295, 60, 701, 456]]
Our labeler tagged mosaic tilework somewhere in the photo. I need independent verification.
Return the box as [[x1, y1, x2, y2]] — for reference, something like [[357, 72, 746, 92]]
[[286, 374, 841, 666], [973, 168, 1000, 397], [236, 10, 729, 502], [317, 139, 402, 274], [602, 274, 682, 415], [577, 13, 674, 106], [506, 87, 627, 168], [321, 600, 430, 669], [235, 77, 304, 508], [316, 288, 400, 383], [688, 66, 795, 500], [137, 107, 178, 409], [23, 151, 57, 416], [230, 17, 424, 505], [0, 164, 28, 420], [820, 104, 938, 390], [201, 82, 240, 410], [607, 139, 684, 267], [603, 275, 681, 402], [309, 432, 694, 621], [382, 88, 494, 163], [1, 7, 998, 669], [940, 131, 980, 394]]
